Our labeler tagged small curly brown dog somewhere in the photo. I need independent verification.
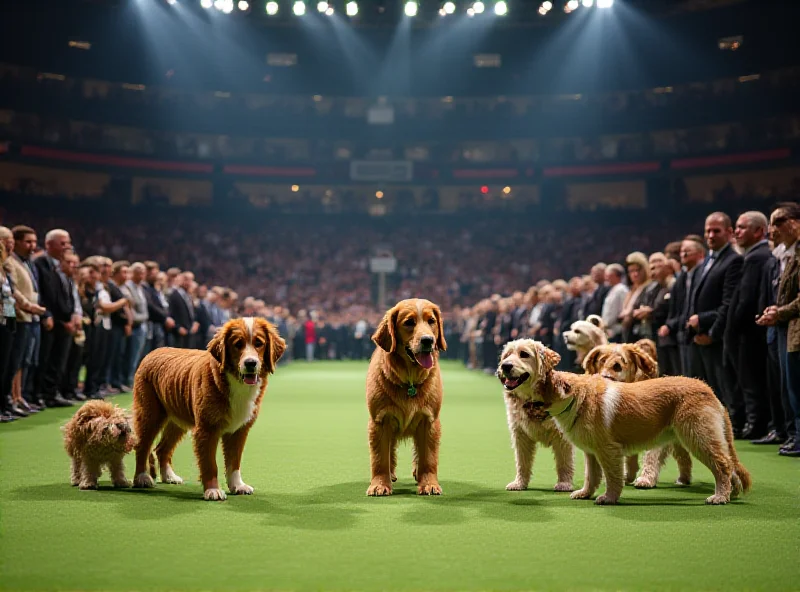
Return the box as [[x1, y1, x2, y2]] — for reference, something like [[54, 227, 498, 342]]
[[366, 298, 447, 496], [132, 317, 285, 501], [583, 342, 693, 489], [63, 400, 136, 490]]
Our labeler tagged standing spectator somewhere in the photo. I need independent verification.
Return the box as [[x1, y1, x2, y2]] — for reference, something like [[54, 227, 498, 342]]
[[558, 277, 584, 370], [0, 237, 19, 421], [142, 261, 174, 354], [601, 264, 629, 343], [121, 262, 149, 385], [7, 225, 46, 414], [687, 212, 743, 432], [105, 261, 133, 393], [304, 315, 316, 362], [725, 212, 773, 440], [583, 263, 609, 318], [757, 203, 800, 457], [640, 252, 679, 376], [620, 252, 652, 343], [33, 229, 75, 408], [59, 250, 85, 401], [168, 272, 197, 349]]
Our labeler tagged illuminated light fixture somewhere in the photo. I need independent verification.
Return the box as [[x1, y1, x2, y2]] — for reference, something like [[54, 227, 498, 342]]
[[443, 0, 455, 12], [597, 0, 612, 7], [291, 185, 300, 192], [542, 0, 552, 8], [346, 1, 358, 15], [266, 0, 279, 13], [439, 8, 446, 15], [214, 0, 224, 8], [166, 0, 177, 5], [566, 0, 579, 10], [404, 1, 418, 16], [494, 0, 507, 14], [238, 0, 249, 9], [221, 0, 234, 12], [317, 1, 327, 11], [538, 5, 546, 14], [325, 5, 334, 14], [502, 186, 511, 194], [293, 0, 305, 14], [466, 7, 474, 15], [480, 186, 489, 194], [473, 1, 485, 13], [582, 0, 593, 6], [201, 0, 213, 7], [376, 191, 384, 199]]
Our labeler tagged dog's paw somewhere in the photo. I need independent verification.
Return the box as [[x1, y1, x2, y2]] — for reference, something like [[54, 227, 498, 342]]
[[204, 488, 228, 501], [676, 477, 691, 486], [133, 472, 155, 489], [705, 494, 729, 505], [633, 477, 656, 489], [78, 481, 98, 490], [595, 494, 619, 505], [570, 488, 593, 500], [113, 478, 132, 488], [162, 469, 184, 485], [71, 480, 79, 487], [506, 480, 527, 491], [418, 483, 443, 496], [231, 483, 254, 495], [366, 482, 392, 496], [553, 481, 574, 492]]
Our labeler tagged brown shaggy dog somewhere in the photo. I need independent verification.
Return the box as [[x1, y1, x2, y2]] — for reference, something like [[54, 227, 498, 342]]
[[63, 400, 136, 490], [366, 298, 447, 496], [498, 339, 751, 505], [499, 350, 575, 492], [132, 317, 285, 501], [583, 343, 693, 488], [562, 315, 608, 365]]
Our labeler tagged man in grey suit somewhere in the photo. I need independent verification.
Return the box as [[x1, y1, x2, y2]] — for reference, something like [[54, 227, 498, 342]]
[[121, 262, 150, 387]]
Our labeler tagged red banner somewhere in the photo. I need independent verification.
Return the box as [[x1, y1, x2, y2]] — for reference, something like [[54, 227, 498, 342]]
[[670, 148, 791, 170], [223, 165, 317, 177]]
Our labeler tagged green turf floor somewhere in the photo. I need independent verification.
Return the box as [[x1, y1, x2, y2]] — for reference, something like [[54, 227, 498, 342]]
[[1, 361, 799, 591]]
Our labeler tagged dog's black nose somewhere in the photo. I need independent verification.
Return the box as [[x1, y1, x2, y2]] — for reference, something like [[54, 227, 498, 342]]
[[501, 363, 513, 374], [244, 358, 258, 371], [420, 335, 435, 349]]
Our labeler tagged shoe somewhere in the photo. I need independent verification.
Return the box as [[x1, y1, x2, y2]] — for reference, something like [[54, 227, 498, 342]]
[[85, 392, 104, 400], [19, 401, 40, 414], [0, 413, 17, 423], [120, 384, 132, 392], [45, 395, 75, 408], [778, 445, 800, 457], [780, 438, 797, 452], [9, 405, 29, 418], [741, 423, 766, 441], [73, 393, 87, 402], [105, 387, 121, 395], [752, 430, 786, 445]]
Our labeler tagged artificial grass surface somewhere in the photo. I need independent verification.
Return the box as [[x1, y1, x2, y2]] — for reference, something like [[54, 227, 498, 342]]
[[1, 360, 798, 592]]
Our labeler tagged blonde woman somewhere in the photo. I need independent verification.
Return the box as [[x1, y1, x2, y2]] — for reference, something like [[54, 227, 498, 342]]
[[619, 251, 652, 343]]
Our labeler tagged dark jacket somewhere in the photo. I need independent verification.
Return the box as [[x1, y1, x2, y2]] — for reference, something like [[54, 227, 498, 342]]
[[726, 241, 773, 343], [143, 282, 169, 325], [665, 268, 695, 345], [33, 255, 74, 323], [689, 243, 743, 343]]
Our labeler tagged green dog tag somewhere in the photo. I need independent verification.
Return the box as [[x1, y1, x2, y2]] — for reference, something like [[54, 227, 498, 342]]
[[407, 385, 417, 397]]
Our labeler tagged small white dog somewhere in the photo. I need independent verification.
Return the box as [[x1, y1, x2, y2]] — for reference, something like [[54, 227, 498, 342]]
[[562, 315, 608, 365]]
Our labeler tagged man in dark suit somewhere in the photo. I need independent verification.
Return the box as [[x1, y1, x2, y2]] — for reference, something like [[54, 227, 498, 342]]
[[33, 229, 76, 407], [660, 235, 705, 376], [142, 261, 174, 354], [582, 263, 610, 319], [687, 212, 743, 429], [168, 272, 198, 348], [725, 212, 774, 439]]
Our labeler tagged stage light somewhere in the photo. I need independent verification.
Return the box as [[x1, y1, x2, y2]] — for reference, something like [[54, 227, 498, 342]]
[[597, 0, 612, 7], [291, 185, 300, 192], [326, 6, 334, 14], [538, 5, 546, 14], [404, 1, 418, 16], [214, 0, 224, 9], [376, 191, 384, 199], [443, 0, 455, 12], [166, 0, 177, 5], [542, 0, 552, 9], [494, 0, 507, 14], [466, 7, 474, 15], [293, 0, 305, 14], [201, 0, 213, 7], [346, 1, 358, 15], [266, 0, 279, 13], [582, 0, 593, 6], [480, 186, 489, 194], [565, 0, 579, 10], [502, 186, 511, 194], [317, 1, 327, 11], [238, 0, 249, 9], [473, 1, 485, 13], [222, 0, 234, 12]]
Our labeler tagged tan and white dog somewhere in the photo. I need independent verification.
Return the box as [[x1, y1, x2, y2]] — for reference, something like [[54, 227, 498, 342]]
[[562, 315, 608, 365], [583, 343, 693, 489], [497, 339, 751, 505]]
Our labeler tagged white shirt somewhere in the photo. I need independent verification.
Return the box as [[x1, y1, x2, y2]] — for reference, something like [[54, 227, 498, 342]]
[[95, 281, 112, 330], [602, 282, 630, 339]]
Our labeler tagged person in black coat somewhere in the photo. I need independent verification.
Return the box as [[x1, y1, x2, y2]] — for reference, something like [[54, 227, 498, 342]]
[[687, 213, 743, 430], [582, 263, 610, 319], [168, 273, 197, 349], [33, 230, 76, 408], [637, 253, 680, 376], [142, 262, 174, 353], [724, 212, 774, 439]]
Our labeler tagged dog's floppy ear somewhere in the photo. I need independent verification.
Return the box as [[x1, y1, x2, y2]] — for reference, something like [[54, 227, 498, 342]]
[[634, 339, 657, 361], [539, 345, 561, 373], [262, 320, 286, 374], [432, 305, 447, 352], [629, 345, 658, 379], [583, 347, 603, 375], [208, 324, 228, 369], [586, 315, 604, 329], [372, 306, 399, 353]]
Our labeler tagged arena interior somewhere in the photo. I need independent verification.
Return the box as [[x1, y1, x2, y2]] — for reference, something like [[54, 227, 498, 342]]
[[0, 0, 799, 590]]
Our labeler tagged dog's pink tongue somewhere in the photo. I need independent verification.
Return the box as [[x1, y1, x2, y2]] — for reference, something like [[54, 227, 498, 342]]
[[417, 352, 434, 369], [244, 376, 258, 385]]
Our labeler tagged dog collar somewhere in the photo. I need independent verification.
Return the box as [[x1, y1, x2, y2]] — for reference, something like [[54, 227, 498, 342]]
[[551, 397, 576, 418], [406, 383, 420, 397]]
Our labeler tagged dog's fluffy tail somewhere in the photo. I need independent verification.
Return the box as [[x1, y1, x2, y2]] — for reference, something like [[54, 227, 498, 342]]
[[723, 412, 752, 495]]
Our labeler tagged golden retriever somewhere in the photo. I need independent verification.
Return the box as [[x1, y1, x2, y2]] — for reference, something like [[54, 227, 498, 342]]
[[366, 298, 446, 496], [497, 339, 751, 505], [562, 315, 608, 365], [132, 317, 285, 501], [583, 343, 693, 489]]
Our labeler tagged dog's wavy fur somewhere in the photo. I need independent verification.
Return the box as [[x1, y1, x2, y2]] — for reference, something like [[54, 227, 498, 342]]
[[63, 400, 137, 490], [499, 339, 751, 505], [132, 317, 285, 501], [583, 343, 693, 489], [366, 298, 447, 496], [563, 315, 608, 365]]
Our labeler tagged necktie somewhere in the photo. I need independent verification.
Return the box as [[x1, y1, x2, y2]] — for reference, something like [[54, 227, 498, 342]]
[[700, 253, 716, 280]]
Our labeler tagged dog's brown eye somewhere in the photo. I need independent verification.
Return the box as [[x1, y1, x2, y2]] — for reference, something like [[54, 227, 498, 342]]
[[613, 363, 622, 372], [253, 339, 264, 348], [403, 319, 415, 327], [427, 318, 436, 325], [520, 351, 530, 359], [234, 340, 245, 349]]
